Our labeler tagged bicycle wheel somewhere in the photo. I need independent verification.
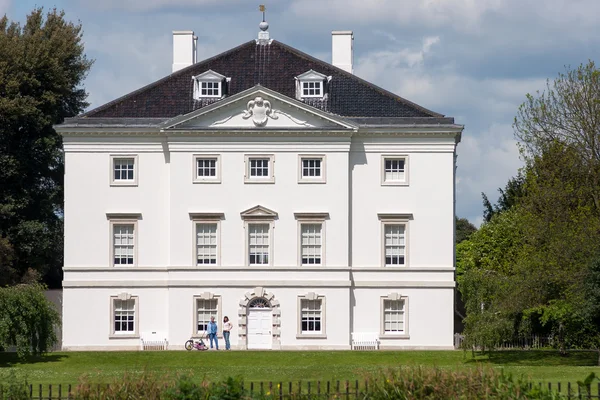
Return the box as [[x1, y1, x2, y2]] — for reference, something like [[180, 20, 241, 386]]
[[184, 339, 194, 351]]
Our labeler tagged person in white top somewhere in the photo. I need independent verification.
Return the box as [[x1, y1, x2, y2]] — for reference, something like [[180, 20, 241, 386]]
[[223, 316, 233, 350]]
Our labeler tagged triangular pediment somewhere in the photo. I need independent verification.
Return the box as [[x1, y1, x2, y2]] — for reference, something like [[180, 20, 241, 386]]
[[240, 205, 278, 220], [296, 69, 329, 81], [160, 85, 357, 131], [193, 69, 226, 81]]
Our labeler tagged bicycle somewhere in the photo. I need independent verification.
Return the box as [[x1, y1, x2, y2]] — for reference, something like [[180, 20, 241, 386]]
[[185, 335, 209, 351]]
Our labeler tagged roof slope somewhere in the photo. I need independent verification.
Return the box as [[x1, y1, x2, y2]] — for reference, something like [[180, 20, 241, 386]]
[[82, 40, 445, 120]]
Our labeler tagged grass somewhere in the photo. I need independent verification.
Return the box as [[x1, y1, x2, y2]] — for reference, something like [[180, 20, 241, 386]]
[[0, 350, 599, 389]]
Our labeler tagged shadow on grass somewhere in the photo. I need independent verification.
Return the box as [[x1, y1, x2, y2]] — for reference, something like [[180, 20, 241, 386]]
[[465, 350, 598, 367], [0, 352, 68, 368]]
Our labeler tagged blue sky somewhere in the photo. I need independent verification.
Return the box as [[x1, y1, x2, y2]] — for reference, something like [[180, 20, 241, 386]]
[[4, 0, 600, 225]]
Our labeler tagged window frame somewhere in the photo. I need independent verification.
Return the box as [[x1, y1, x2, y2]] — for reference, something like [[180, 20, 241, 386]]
[[192, 154, 221, 184], [296, 292, 327, 339], [301, 81, 323, 98], [108, 217, 139, 267], [245, 221, 274, 267], [294, 213, 329, 267], [193, 221, 220, 266], [189, 213, 224, 267], [379, 293, 410, 339], [109, 294, 139, 339], [110, 155, 138, 187], [378, 213, 411, 268], [244, 154, 275, 184], [381, 155, 409, 186], [192, 293, 222, 338], [199, 80, 221, 98], [298, 154, 326, 184]]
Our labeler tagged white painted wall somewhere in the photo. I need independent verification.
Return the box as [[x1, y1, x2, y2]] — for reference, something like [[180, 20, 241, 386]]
[[62, 124, 458, 350]]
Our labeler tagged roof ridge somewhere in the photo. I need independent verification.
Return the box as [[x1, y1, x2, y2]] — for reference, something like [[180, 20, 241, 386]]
[[271, 40, 443, 118], [80, 40, 256, 118]]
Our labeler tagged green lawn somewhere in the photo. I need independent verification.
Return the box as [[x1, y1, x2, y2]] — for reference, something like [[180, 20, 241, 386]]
[[0, 350, 599, 389]]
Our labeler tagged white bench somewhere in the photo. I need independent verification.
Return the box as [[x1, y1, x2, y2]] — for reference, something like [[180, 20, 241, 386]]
[[351, 332, 380, 350], [141, 331, 168, 351]]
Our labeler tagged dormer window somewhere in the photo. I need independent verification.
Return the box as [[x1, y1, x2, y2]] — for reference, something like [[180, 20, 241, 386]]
[[193, 70, 229, 100], [302, 81, 322, 97], [200, 81, 220, 97], [296, 70, 330, 100]]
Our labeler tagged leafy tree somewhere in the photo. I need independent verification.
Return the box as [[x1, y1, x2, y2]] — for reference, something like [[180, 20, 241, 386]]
[[455, 217, 476, 244], [0, 8, 92, 287], [482, 172, 526, 222], [514, 60, 600, 214], [0, 284, 60, 358], [460, 62, 600, 358]]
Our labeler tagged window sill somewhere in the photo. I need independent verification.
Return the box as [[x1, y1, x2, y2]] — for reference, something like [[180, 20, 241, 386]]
[[244, 178, 275, 184], [298, 180, 326, 184], [381, 334, 410, 339], [109, 334, 140, 339], [296, 334, 327, 339], [110, 182, 138, 187], [381, 181, 409, 187], [193, 180, 221, 184]]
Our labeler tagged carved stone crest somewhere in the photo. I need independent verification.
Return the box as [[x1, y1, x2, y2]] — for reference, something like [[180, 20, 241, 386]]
[[242, 96, 278, 127]]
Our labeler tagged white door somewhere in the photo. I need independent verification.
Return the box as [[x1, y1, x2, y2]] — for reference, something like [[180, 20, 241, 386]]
[[247, 309, 272, 350]]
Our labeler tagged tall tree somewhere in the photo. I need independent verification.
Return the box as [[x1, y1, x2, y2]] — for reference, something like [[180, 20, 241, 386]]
[[459, 62, 600, 358], [0, 8, 92, 287], [514, 60, 600, 215]]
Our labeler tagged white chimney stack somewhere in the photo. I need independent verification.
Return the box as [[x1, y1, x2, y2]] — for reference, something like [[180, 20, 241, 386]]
[[172, 31, 197, 73], [332, 31, 353, 74]]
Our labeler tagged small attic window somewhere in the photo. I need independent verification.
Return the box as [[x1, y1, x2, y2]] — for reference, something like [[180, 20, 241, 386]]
[[302, 81, 322, 97], [296, 70, 330, 100], [193, 70, 229, 100]]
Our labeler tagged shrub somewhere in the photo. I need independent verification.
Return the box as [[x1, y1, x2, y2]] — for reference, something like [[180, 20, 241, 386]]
[[363, 367, 561, 400], [0, 284, 60, 358], [76, 371, 167, 400], [0, 371, 30, 400]]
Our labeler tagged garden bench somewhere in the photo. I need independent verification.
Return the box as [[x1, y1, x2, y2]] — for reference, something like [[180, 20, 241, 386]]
[[351, 332, 380, 350], [141, 331, 168, 350]]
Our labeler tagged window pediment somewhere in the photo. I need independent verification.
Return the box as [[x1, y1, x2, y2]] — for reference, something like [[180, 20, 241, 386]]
[[240, 205, 278, 220], [193, 70, 226, 81], [296, 70, 328, 81]]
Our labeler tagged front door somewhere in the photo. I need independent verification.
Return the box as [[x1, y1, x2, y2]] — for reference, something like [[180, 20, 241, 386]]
[[247, 309, 272, 350]]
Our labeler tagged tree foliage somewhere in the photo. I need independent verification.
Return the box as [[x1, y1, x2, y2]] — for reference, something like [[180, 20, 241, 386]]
[[482, 172, 526, 222], [455, 217, 477, 244], [459, 62, 600, 359], [0, 284, 60, 358], [0, 8, 92, 287]]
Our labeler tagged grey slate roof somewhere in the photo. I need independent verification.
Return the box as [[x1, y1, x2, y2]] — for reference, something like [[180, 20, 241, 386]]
[[71, 39, 456, 125]]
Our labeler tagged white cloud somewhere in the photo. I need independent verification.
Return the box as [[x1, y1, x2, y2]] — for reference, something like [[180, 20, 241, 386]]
[[290, 0, 600, 38]]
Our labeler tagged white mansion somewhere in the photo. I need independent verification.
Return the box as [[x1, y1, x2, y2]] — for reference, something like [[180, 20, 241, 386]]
[[56, 23, 462, 350]]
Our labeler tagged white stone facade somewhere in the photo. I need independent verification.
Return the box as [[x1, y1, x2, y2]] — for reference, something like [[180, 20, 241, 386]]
[[59, 82, 461, 351]]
